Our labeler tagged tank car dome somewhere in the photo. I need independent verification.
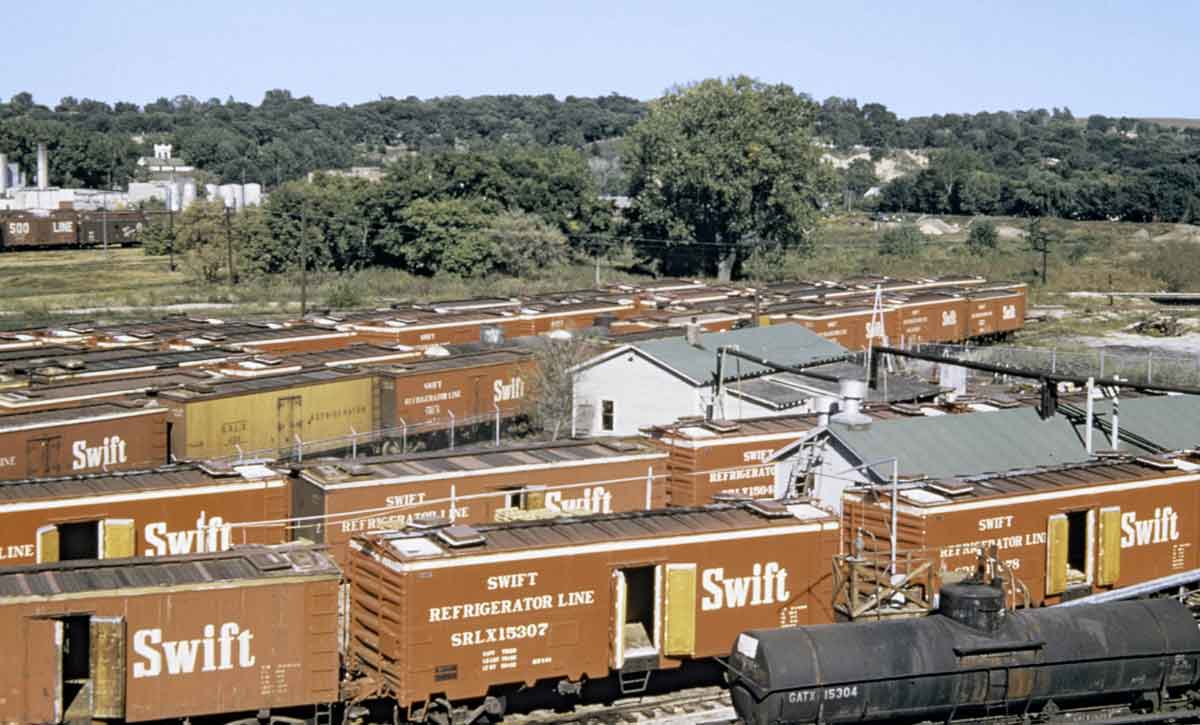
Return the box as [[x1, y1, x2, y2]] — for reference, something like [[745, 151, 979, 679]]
[[938, 579, 1006, 632]]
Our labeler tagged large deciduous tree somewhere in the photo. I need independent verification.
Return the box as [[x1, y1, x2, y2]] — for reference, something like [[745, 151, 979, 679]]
[[624, 76, 833, 280]]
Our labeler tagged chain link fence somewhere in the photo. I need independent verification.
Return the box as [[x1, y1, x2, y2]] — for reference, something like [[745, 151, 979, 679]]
[[910, 342, 1200, 389], [204, 409, 529, 466]]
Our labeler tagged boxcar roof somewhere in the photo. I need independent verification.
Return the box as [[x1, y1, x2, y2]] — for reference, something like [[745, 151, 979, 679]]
[[847, 457, 1197, 510], [0, 545, 338, 600], [0, 462, 283, 504], [158, 366, 365, 400], [377, 348, 532, 376], [357, 501, 836, 564], [298, 438, 664, 488], [0, 402, 163, 431], [0, 370, 210, 405]]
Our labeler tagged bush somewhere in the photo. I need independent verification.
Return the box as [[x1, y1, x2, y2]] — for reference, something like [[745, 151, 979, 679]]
[[879, 224, 925, 257], [967, 219, 999, 252], [322, 277, 364, 309]]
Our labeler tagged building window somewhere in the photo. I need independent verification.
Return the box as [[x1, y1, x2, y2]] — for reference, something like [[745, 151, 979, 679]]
[[601, 400, 615, 432]]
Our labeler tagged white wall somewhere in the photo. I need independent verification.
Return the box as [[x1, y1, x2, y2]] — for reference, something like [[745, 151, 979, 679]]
[[573, 353, 705, 437], [773, 437, 867, 513]]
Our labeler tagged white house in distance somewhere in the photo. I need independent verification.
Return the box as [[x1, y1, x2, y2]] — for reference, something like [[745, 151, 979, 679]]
[[570, 323, 854, 437]]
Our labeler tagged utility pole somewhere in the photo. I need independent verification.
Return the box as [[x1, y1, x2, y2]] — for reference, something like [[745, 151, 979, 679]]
[[101, 202, 109, 258], [167, 207, 176, 271], [223, 205, 236, 285], [300, 209, 308, 316]]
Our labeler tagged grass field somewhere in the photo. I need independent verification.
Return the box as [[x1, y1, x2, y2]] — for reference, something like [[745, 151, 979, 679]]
[[0, 213, 1194, 329]]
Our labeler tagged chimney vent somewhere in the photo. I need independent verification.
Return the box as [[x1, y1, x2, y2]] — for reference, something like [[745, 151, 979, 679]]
[[684, 322, 703, 348], [831, 379, 871, 428]]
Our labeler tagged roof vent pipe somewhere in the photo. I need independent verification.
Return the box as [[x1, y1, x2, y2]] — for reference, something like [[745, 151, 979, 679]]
[[831, 379, 872, 428], [814, 395, 837, 427], [684, 321, 703, 348], [37, 143, 48, 191]]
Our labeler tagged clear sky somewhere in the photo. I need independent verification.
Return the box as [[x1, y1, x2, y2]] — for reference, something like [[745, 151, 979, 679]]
[[3, 0, 1196, 118]]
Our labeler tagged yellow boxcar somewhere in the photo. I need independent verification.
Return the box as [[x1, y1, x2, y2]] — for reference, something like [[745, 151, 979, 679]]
[[160, 368, 376, 460]]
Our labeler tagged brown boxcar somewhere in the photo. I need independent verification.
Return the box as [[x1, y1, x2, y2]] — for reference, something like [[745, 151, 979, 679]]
[[840, 456, 1200, 606], [345, 500, 839, 720], [376, 349, 536, 432], [893, 292, 966, 344], [964, 291, 1009, 337], [0, 402, 168, 480], [0, 544, 339, 724], [348, 312, 517, 348], [77, 210, 144, 246], [0, 461, 290, 567], [0, 370, 211, 415], [292, 438, 669, 561], [643, 415, 820, 505]]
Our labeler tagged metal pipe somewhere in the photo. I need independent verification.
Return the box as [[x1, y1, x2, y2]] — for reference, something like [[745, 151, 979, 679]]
[[399, 418, 407, 454], [890, 459, 898, 571], [1057, 567, 1200, 606], [294, 434, 303, 462], [1085, 377, 1094, 454], [1111, 391, 1120, 450], [717, 346, 848, 383], [874, 345, 1200, 396], [350, 427, 357, 459]]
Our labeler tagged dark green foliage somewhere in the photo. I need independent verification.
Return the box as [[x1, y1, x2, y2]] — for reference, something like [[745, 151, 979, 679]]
[[879, 224, 925, 257], [967, 219, 999, 252], [624, 76, 834, 280], [0, 90, 645, 189]]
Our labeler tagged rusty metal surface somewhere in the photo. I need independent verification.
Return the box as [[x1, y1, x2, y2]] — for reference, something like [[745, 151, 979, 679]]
[[348, 500, 840, 710], [842, 456, 1200, 606], [0, 544, 339, 723]]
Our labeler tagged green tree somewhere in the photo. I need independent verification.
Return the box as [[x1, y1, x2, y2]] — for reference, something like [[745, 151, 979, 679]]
[[392, 197, 499, 277], [843, 158, 878, 210], [966, 219, 999, 253], [173, 200, 229, 283], [624, 76, 833, 280], [1025, 217, 1055, 284], [879, 224, 925, 257], [485, 211, 570, 277]]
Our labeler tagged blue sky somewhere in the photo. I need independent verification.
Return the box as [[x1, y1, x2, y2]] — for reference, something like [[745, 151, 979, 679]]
[[3, 0, 1196, 118]]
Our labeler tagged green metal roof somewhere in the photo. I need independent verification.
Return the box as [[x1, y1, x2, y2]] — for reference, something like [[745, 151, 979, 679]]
[[631, 323, 848, 385], [831, 406, 1099, 480], [1089, 395, 1200, 453]]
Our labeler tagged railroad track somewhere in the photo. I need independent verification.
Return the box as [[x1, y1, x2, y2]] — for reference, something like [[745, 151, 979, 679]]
[[501, 686, 736, 725]]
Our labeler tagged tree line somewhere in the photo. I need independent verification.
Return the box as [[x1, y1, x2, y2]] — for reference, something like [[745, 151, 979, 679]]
[[816, 99, 1200, 222], [0, 90, 646, 189]]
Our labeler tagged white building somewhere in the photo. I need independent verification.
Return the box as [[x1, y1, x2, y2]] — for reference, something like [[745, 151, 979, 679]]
[[570, 323, 852, 437]]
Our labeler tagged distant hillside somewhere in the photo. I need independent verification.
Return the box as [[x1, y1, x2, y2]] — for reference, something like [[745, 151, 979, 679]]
[[1141, 117, 1200, 129]]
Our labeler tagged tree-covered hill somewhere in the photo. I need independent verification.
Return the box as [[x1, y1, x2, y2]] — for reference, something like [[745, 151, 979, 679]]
[[2, 87, 1199, 224]]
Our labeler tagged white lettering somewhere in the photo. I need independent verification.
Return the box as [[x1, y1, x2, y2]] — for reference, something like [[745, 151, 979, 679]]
[[493, 376, 526, 403], [71, 435, 129, 471], [544, 486, 613, 514], [142, 510, 234, 556], [132, 622, 254, 678], [701, 562, 789, 611], [1121, 507, 1180, 548]]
